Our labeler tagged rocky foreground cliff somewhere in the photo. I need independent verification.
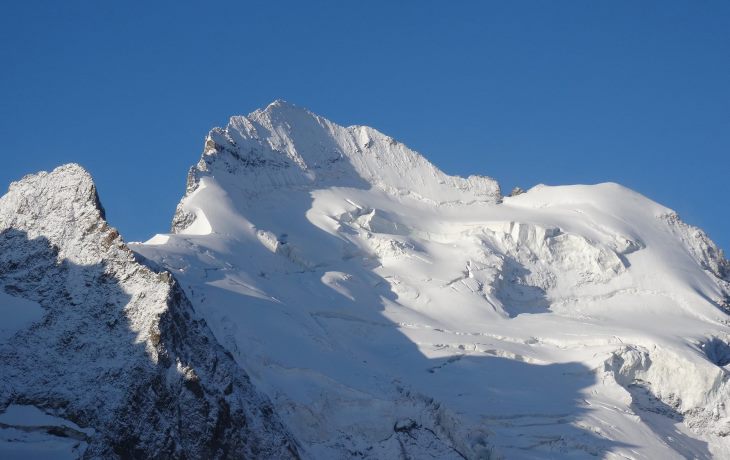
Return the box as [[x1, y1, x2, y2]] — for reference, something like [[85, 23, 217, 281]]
[[0, 164, 299, 459]]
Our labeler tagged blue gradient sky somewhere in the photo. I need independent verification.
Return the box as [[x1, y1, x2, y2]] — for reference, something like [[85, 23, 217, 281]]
[[1, 1, 728, 250]]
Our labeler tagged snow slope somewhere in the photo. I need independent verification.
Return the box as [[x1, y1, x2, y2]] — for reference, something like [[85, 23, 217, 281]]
[[2, 100, 728, 459], [129, 101, 730, 459]]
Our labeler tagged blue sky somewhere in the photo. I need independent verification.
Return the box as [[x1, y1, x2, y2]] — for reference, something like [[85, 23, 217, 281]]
[[1, 1, 728, 251]]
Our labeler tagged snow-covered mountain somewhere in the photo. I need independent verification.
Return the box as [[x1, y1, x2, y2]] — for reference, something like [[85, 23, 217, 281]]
[[2, 100, 730, 458], [0, 165, 298, 458]]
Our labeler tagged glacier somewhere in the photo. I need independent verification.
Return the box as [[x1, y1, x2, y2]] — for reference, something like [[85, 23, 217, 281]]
[[2, 100, 730, 459]]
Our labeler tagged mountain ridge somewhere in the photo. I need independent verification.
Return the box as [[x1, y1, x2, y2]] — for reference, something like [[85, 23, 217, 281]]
[[137, 102, 730, 458], [2, 102, 730, 458], [0, 164, 299, 459], [172, 100, 501, 234]]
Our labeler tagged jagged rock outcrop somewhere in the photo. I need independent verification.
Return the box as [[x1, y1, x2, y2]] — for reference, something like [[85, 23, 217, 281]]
[[0, 164, 299, 458]]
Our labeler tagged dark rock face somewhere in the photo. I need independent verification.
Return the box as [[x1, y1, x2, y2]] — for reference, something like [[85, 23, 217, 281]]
[[0, 165, 299, 459]]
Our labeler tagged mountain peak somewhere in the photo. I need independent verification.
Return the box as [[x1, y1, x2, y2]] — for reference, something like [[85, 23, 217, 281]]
[[264, 98, 300, 111], [248, 99, 315, 125], [0, 164, 112, 263], [4, 103, 730, 458], [0, 165, 299, 459], [136, 104, 730, 458], [173, 103, 501, 233]]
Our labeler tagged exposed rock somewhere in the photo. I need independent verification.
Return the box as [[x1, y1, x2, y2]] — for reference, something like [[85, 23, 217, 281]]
[[0, 165, 299, 459]]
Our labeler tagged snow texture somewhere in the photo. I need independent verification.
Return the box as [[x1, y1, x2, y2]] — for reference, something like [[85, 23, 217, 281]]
[[137, 101, 730, 459], [3, 100, 730, 459]]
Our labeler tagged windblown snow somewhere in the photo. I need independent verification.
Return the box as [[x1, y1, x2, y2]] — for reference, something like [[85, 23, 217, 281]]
[[2, 100, 730, 459]]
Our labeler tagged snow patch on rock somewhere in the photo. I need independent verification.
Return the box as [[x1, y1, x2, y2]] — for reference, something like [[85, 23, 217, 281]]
[[0, 165, 299, 458]]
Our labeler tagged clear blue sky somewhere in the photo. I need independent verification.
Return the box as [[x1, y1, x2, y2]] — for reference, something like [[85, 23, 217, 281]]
[[1, 1, 728, 251]]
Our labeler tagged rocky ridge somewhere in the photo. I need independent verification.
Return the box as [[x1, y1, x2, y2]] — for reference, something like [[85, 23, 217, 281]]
[[0, 164, 299, 458]]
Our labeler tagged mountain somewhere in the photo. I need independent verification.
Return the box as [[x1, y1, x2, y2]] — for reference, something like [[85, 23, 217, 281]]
[[0, 165, 299, 458], [2, 100, 730, 458]]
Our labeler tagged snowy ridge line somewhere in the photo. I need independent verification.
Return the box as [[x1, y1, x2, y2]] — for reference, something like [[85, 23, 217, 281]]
[[137, 102, 730, 458], [172, 100, 500, 234], [3, 100, 730, 459]]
